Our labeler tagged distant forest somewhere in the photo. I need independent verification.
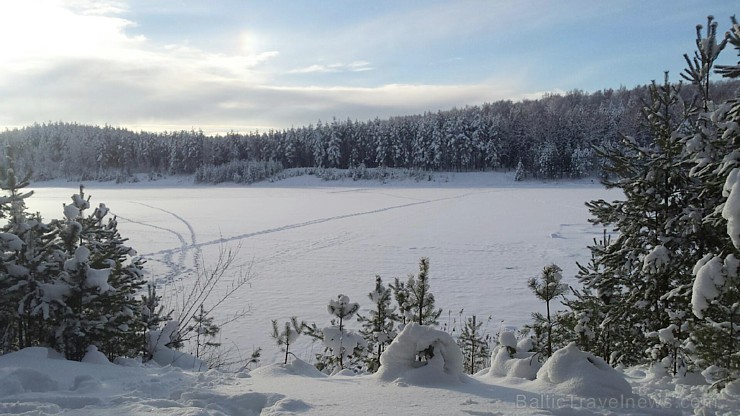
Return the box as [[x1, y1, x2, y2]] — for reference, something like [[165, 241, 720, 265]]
[[2, 80, 738, 183]]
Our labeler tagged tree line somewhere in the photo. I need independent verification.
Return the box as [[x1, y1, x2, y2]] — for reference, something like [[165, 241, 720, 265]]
[[1, 81, 737, 184]]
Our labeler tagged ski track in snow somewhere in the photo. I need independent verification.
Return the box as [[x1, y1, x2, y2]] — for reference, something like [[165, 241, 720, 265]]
[[133, 202, 202, 271], [138, 189, 493, 259], [112, 213, 188, 281], [114, 202, 203, 283]]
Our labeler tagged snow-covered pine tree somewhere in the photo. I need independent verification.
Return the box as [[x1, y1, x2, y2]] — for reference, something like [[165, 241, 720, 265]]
[[271, 316, 304, 364], [188, 304, 221, 361], [52, 186, 147, 360], [683, 16, 740, 387], [527, 264, 568, 357], [389, 277, 412, 327], [305, 294, 366, 373], [405, 257, 442, 326], [356, 275, 398, 372], [457, 315, 491, 374], [578, 71, 703, 368], [324, 294, 363, 370]]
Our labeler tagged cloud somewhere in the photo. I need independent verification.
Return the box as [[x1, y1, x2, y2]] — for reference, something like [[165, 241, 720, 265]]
[[0, 1, 541, 135], [288, 61, 374, 74]]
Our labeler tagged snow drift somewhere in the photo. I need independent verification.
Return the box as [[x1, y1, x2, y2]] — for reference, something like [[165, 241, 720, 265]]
[[375, 323, 466, 385], [250, 357, 327, 379]]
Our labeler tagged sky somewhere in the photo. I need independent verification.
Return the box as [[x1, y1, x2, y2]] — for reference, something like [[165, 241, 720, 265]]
[[0, 0, 736, 135]]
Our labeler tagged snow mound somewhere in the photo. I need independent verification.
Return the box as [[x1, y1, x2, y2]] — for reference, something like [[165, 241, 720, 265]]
[[151, 347, 207, 371], [485, 332, 540, 380], [262, 398, 313, 415], [81, 345, 111, 365], [250, 357, 327, 379], [375, 323, 465, 385], [0, 368, 59, 396], [178, 391, 293, 416], [535, 343, 632, 399], [486, 333, 541, 380], [721, 379, 740, 400]]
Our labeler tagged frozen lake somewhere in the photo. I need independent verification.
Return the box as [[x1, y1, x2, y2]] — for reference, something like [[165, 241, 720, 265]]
[[27, 172, 619, 363]]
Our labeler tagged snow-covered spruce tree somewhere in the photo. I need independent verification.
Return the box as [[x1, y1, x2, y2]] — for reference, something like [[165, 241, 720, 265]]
[[527, 264, 567, 358], [514, 159, 526, 181], [271, 316, 304, 364], [0, 155, 62, 353], [456, 315, 491, 374], [356, 275, 398, 372], [405, 257, 442, 326], [683, 16, 740, 386], [52, 186, 147, 361], [579, 72, 702, 368]]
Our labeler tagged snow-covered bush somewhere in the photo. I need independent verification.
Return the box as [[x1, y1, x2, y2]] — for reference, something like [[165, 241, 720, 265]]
[[486, 331, 540, 380], [146, 320, 207, 370], [194, 159, 283, 184], [535, 342, 632, 399], [375, 323, 465, 385]]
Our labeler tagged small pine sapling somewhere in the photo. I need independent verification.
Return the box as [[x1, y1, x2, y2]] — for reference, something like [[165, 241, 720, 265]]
[[239, 347, 262, 371], [188, 304, 221, 360], [357, 276, 398, 372], [390, 277, 412, 327], [528, 264, 568, 357], [457, 315, 492, 374], [271, 316, 304, 364], [325, 294, 362, 370], [406, 257, 442, 326]]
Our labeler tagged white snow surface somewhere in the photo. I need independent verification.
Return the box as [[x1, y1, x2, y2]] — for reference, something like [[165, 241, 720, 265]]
[[26, 172, 619, 365], [2, 343, 737, 415], [5, 172, 732, 414]]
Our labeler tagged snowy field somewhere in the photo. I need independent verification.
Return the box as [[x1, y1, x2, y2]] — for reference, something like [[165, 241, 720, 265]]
[[5, 171, 735, 415], [25, 172, 616, 364]]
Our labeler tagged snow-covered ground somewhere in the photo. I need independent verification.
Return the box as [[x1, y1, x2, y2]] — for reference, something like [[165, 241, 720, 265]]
[[4, 171, 734, 415]]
